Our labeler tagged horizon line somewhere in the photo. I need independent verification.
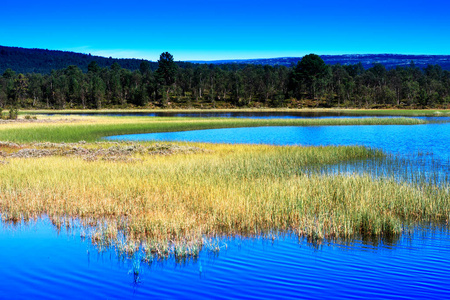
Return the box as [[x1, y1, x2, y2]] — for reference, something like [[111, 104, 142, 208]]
[[2, 44, 450, 62]]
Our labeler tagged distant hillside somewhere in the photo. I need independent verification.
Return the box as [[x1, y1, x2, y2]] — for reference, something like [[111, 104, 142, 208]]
[[191, 54, 450, 70], [0, 45, 159, 74], [2, 46, 450, 74]]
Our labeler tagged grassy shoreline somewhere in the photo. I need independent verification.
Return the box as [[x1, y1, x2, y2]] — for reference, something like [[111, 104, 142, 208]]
[[21, 108, 450, 117], [0, 115, 447, 260], [0, 141, 448, 258], [0, 115, 426, 143]]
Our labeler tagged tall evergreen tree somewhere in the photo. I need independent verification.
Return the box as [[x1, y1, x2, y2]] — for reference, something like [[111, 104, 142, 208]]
[[155, 52, 177, 106]]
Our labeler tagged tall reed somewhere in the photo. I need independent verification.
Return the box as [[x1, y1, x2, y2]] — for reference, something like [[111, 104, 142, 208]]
[[0, 142, 448, 258]]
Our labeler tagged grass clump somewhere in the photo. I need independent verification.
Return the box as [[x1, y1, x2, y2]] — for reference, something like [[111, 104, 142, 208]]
[[0, 107, 19, 120], [0, 141, 448, 260]]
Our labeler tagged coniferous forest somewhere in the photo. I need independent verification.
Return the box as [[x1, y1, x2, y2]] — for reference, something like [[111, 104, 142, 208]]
[[1, 52, 449, 110]]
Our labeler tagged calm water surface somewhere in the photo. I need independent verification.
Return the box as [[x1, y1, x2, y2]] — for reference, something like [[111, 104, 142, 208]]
[[106, 120, 450, 184], [46, 111, 394, 118], [4, 114, 450, 299], [44, 111, 450, 120], [2, 219, 450, 299], [106, 122, 450, 165]]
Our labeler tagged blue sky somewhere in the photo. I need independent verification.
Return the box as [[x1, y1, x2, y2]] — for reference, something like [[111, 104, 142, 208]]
[[1, 0, 449, 61]]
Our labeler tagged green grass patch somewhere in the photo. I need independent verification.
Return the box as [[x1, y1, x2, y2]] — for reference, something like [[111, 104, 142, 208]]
[[0, 116, 425, 143], [0, 141, 448, 259]]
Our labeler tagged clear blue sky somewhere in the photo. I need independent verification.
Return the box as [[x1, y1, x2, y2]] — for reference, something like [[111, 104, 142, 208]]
[[2, 0, 449, 61]]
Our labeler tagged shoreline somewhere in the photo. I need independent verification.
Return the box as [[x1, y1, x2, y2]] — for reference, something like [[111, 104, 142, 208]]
[[0, 115, 426, 143], [18, 107, 450, 117]]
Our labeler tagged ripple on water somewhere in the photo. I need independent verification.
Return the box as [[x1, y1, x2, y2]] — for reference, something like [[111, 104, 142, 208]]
[[2, 219, 450, 299], [4, 117, 450, 299], [104, 122, 450, 163], [105, 122, 450, 184]]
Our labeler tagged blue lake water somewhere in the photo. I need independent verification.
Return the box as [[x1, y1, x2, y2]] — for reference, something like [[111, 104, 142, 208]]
[[3, 114, 450, 299], [2, 219, 450, 299], [106, 122, 450, 167], [46, 111, 393, 118], [106, 120, 450, 185], [43, 111, 450, 120]]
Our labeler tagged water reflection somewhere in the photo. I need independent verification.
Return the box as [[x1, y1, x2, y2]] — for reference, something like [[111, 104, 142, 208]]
[[43, 111, 450, 120], [315, 155, 450, 186], [107, 124, 449, 160], [4, 113, 450, 298], [1, 218, 450, 299], [106, 122, 450, 184]]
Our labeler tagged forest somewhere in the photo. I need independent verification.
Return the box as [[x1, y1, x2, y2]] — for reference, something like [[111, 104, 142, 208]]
[[1, 52, 449, 109]]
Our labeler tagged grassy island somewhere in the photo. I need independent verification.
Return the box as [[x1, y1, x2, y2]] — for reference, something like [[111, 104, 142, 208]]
[[0, 115, 447, 260], [0, 114, 425, 143]]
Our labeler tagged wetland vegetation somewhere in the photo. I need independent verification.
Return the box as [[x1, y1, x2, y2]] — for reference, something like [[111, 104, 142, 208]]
[[3, 0, 450, 297], [0, 115, 448, 261], [0, 114, 425, 143]]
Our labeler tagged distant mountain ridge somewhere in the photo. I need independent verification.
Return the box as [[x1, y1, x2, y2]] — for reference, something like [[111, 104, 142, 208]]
[[0, 45, 158, 74], [1, 45, 450, 74], [190, 54, 450, 70]]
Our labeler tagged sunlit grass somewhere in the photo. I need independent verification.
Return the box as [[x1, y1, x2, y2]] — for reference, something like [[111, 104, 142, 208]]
[[0, 141, 448, 259], [0, 115, 444, 260]]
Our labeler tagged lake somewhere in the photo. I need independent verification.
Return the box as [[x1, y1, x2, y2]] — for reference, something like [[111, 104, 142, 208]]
[[2, 219, 450, 299], [105, 122, 450, 161], [106, 121, 450, 184], [2, 113, 450, 299], [44, 110, 449, 120]]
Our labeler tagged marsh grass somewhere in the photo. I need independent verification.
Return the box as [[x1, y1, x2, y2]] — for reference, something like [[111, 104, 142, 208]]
[[317, 154, 450, 187], [0, 141, 448, 261], [0, 115, 426, 143]]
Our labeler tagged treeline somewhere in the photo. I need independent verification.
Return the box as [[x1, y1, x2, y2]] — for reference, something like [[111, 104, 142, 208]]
[[0, 45, 157, 74], [1, 53, 449, 109]]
